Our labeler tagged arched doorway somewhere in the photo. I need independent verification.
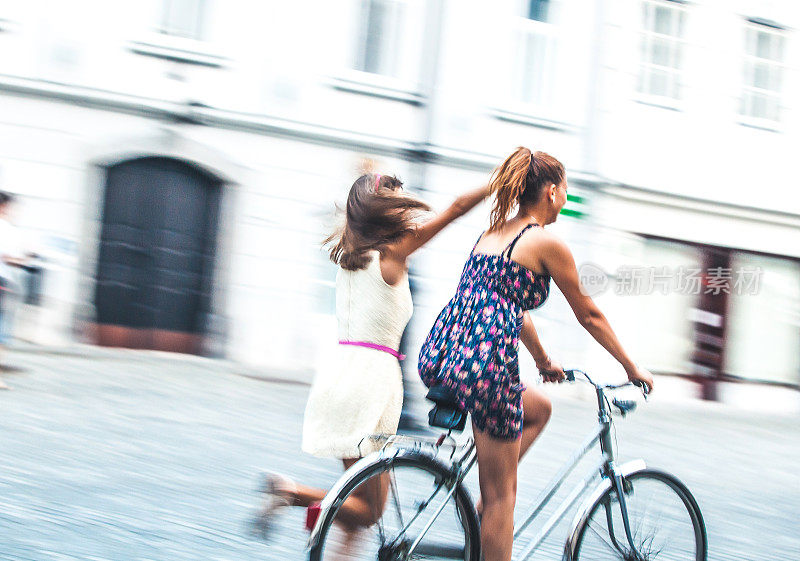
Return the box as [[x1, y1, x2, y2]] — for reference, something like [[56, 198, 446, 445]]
[[93, 157, 222, 353]]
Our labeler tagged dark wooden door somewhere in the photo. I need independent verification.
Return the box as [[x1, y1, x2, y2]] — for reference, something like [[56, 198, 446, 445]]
[[93, 157, 222, 353]]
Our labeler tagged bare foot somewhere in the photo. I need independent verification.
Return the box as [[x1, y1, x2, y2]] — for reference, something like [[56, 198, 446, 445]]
[[0, 377, 9, 390], [253, 472, 298, 537], [262, 472, 298, 505]]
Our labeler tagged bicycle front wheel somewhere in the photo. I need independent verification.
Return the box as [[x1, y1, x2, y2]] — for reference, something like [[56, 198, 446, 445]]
[[573, 469, 707, 561], [308, 450, 480, 561]]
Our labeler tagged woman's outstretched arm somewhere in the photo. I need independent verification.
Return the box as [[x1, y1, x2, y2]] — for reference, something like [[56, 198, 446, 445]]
[[388, 184, 491, 259], [538, 233, 654, 391]]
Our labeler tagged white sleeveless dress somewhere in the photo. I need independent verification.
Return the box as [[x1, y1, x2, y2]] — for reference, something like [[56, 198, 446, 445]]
[[302, 251, 413, 458]]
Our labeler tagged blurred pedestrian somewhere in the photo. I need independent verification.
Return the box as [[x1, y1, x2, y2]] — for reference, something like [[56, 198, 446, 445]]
[[0, 191, 26, 389], [417, 147, 654, 561], [255, 173, 489, 540]]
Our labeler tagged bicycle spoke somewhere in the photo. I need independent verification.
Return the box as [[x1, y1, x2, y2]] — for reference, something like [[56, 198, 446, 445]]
[[312, 460, 475, 561], [648, 513, 678, 558], [391, 482, 445, 549], [629, 479, 679, 558], [587, 518, 624, 556], [638, 509, 667, 558], [627, 482, 656, 557], [389, 466, 405, 530], [577, 472, 704, 561], [373, 473, 386, 546]]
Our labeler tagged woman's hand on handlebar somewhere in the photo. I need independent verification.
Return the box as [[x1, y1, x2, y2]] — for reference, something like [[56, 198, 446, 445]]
[[537, 357, 566, 383], [626, 365, 654, 394]]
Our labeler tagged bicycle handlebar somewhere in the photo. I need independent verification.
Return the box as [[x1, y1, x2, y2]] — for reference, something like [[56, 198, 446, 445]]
[[564, 369, 649, 398]]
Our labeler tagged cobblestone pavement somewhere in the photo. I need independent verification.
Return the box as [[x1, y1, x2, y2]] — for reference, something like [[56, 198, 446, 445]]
[[0, 348, 797, 560]]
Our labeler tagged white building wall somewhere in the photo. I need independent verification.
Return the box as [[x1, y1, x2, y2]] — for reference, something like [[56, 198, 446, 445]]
[[0, 0, 797, 385], [600, 0, 800, 227]]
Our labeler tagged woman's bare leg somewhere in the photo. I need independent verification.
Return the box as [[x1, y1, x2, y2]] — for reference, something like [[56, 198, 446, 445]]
[[336, 458, 390, 529], [283, 458, 390, 530], [476, 386, 552, 517], [518, 385, 552, 460], [289, 482, 327, 508], [473, 425, 521, 561]]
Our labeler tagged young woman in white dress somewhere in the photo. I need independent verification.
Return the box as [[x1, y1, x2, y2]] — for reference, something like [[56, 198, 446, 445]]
[[257, 173, 489, 536]]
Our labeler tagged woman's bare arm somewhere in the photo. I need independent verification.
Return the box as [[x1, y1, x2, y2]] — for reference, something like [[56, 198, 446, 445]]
[[520, 312, 564, 382], [538, 233, 654, 390], [388, 184, 490, 260]]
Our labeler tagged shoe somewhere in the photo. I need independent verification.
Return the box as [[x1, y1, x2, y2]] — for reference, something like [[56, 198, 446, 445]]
[[0, 378, 9, 390], [252, 472, 297, 539], [305, 501, 321, 532]]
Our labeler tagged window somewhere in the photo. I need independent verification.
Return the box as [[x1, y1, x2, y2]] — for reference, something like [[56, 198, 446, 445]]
[[158, 0, 206, 40], [740, 21, 785, 123], [513, 0, 557, 108], [354, 0, 405, 78], [638, 0, 686, 100], [130, 0, 223, 67], [342, 0, 426, 96], [726, 253, 799, 385]]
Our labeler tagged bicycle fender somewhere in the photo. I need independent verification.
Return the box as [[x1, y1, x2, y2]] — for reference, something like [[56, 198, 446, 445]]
[[305, 447, 419, 550], [562, 459, 647, 561]]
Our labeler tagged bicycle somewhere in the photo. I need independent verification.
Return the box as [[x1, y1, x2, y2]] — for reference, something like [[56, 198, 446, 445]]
[[306, 369, 707, 560]]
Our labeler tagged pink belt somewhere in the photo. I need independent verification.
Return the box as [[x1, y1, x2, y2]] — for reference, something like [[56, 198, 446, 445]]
[[339, 340, 406, 361]]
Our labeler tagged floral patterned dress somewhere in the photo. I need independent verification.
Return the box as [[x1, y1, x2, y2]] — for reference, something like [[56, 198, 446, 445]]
[[418, 223, 550, 440]]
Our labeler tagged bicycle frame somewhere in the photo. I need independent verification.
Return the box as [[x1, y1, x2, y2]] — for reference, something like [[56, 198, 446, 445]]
[[306, 381, 649, 561], [408, 383, 648, 561], [513, 384, 647, 561]]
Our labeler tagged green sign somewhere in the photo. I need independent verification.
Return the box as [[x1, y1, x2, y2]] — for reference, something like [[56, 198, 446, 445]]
[[560, 191, 587, 219]]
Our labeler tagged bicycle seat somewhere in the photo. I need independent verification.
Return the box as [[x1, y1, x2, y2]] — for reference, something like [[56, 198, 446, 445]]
[[426, 386, 467, 432]]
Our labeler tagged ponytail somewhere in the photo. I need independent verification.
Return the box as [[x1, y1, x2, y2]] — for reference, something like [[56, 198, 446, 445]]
[[488, 147, 532, 231], [488, 147, 565, 231]]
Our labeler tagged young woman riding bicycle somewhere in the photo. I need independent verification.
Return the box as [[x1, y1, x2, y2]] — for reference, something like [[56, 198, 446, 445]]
[[418, 147, 654, 561]]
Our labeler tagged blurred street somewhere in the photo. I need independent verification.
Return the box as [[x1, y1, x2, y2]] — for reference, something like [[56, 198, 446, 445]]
[[0, 347, 797, 561]]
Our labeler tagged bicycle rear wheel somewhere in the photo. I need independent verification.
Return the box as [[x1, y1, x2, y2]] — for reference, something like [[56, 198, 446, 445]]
[[573, 469, 707, 561], [308, 451, 480, 561]]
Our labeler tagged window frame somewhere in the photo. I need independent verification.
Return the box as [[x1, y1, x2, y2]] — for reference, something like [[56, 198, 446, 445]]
[[512, 12, 558, 109], [157, 0, 207, 41], [130, 0, 225, 68], [636, 0, 688, 108], [353, 0, 404, 78], [492, 0, 572, 125], [739, 19, 787, 129], [333, 0, 426, 103]]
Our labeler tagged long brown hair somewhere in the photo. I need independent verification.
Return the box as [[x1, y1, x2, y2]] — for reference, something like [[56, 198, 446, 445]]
[[488, 147, 565, 231], [325, 174, 431, 270]]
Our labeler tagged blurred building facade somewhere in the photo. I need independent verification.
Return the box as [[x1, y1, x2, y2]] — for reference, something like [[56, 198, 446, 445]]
[[0, 0, 798, 391]]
